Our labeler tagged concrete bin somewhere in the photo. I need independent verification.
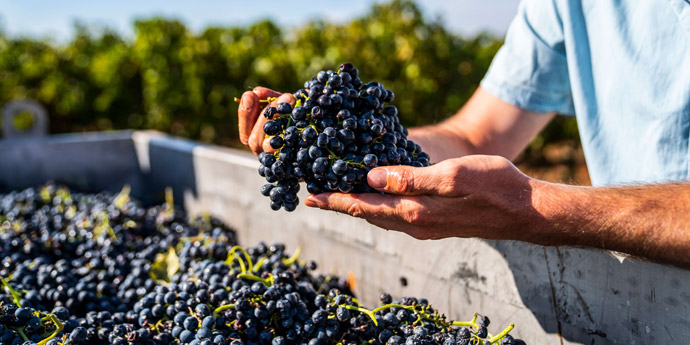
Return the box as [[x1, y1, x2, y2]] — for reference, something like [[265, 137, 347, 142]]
[[1, 130, 687, 345]]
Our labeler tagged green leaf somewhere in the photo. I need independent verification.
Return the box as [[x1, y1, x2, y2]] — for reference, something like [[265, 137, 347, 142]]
[[0, 277, 22, 307], [113, 184, 131, 210], [149, 248, 180, 284]]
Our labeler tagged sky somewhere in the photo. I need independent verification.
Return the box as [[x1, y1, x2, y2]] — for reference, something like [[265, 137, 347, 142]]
[[0, 0, 520, 41]]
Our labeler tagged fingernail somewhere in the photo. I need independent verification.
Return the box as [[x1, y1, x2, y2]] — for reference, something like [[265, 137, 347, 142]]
[[304, 195, 319, 207], [367, 169, 387, 189], [241, 94, 255, 110], [277, 93, 293, 104]]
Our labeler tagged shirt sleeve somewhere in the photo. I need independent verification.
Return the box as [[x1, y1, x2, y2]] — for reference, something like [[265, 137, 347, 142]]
[[480, 0, 575, 116]]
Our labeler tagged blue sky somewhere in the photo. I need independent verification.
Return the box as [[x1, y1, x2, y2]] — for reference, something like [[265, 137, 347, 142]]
[[0, 0, 519, 41]]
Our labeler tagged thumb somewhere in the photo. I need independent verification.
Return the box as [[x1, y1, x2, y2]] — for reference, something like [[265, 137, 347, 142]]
[[367, 164, 445, 195]]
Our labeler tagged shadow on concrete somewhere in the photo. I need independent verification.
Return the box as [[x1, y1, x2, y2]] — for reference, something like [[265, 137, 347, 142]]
[[486, 239, 689, 345]]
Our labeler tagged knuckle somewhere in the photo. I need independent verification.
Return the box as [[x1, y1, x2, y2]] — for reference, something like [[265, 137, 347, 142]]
[[410, 211, 430, 226], [346, 202, 366, 218], [391, 169, 414, 193], [440, 162, 467, 194], [442, 176, 461, 195], [399, 202, 429, 226]]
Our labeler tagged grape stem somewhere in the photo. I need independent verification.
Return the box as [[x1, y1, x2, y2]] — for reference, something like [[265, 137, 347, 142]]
[[282, 247, 302, 266], [213, 303, 236, 318], [7, 327, 28, 342], [489, 323, 514, 344], [323, 148, 366, 169], [225, 252, 246, 273], [237, 273, 272, 287], [0, 276, 22, 307], [341, 304, 514, 342], [253, 257, 268, 272], [37, 314, 64, 345], [342, 305, 378, 326], [227, 246, 254, 273]]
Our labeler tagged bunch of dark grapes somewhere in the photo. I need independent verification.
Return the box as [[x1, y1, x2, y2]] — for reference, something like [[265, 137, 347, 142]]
[[257, 63, 430, 211], [0, 184, 523, 345]]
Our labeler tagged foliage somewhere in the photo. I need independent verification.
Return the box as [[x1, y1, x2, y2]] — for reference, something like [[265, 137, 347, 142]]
[[0, 0, 582, 181]]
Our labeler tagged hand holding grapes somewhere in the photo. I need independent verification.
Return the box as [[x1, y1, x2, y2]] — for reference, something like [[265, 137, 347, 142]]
[[305, 155, 544, 242], [237, 64, 432, 212], [238, 87, 295, 154]]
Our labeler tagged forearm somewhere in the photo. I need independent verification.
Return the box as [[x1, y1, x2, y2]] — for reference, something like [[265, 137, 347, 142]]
[[407, 87, 554, 163], [529, 181, 690, 267], [407, 125, 476, 163]]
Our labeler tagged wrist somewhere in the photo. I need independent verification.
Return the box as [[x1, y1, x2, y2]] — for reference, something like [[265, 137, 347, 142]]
[[524, 179, 584, 247]]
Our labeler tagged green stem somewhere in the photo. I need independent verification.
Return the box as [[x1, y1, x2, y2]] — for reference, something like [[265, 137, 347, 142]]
[[370, 303, 408, 314], [450, 320, 480, 328], [225, 252, 246, 273], [237, 273, 271, 286], [488, 323, 514, 344], [37, 314, 64, 345], [342, 305, 378, 326], [347, 161, 366, 169], [282, 247, 302, 266], [228, 246, 254, 273], [1, 277, 22, 307], [253, 257, 268, 272], [213, 304, 236, 318], [11, 328, 29, 342], [325, 148, 340, 160], [372, 304, 471, 330]]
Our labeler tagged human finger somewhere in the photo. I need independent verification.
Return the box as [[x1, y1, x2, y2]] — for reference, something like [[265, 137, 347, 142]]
[[238, 91, 260, 145], [247, 93, 295, 154], [304, 192, 430, 226], [252, 86, 281, 100], [366, 161, 459, 196]]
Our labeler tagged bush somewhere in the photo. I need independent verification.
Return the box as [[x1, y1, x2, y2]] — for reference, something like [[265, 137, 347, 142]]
[[0, 0, 584, 182]]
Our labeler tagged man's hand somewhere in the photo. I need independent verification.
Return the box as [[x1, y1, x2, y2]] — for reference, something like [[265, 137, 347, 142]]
[[306, 154, 690, 268], [305, 155, 543, 242], [238, 87, 294, 154]]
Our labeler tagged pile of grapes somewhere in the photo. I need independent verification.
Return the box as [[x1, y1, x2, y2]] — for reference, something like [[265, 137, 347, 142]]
[[255, 63, 430, 211], [0, 185, 524, 345]]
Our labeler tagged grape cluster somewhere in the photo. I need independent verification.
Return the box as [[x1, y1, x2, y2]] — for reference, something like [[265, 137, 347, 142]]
[[0, 185, 523, 345], [257, 63, 430, 211]]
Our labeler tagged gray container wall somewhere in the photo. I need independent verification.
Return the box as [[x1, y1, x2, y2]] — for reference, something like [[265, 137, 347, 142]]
[[1, 131, 687, 345]]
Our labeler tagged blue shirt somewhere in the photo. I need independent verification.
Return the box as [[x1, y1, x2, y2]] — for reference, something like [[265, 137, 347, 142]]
[[481, 0, 690, 187]]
